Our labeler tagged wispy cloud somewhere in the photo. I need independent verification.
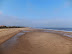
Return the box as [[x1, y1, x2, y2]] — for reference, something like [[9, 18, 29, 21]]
[[0, 15, 72, 28], [63, 0, 72, 8], [64, 1, 70, 8], [0, 11, 3, 15], [0, 15, 31, 26]]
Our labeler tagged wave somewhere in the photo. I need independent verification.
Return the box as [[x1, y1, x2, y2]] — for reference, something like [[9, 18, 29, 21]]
[[43, 29, 72, 38]]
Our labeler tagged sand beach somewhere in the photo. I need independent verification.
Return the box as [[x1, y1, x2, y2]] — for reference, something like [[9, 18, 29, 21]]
[[0, 28, 72, 54]]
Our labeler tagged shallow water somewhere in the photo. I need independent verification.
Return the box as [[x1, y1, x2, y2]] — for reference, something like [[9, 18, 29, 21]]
[[0, 32, 25, 49], [0, 31, 31, 54], [22, 30, 31, 32], [0, 30, 31, 47]]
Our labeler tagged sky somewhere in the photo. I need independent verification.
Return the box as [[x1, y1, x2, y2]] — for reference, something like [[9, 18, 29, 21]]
[[0, 0, 72, 28]]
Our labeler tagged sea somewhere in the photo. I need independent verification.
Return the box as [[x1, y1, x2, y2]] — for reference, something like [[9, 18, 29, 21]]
[[33, 27, 72, 38], [43, 28, 72, 32]]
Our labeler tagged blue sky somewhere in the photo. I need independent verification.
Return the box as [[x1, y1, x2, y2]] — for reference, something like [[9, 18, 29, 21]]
[[0, 0, 72, 28]]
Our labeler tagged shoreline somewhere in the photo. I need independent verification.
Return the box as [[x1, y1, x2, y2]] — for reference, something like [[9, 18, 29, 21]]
[[0, 28, 72, 45], [31, 28, 72, 38], [0, 28, 72, 54], [0, 30, 21, 45], [0, 28, 30, 45]]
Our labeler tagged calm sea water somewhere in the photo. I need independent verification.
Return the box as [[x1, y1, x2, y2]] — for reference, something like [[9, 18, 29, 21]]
[[43, 28, 72, 32], [34, 27, 72, 31]]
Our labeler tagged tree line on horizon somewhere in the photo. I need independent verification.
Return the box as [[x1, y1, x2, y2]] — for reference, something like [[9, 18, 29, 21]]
[[0, 25, 25, 28]]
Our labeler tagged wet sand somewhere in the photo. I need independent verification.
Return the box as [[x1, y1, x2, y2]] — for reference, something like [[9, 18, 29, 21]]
[[0, 29, 72, 54], [0, 28, 30, 44]]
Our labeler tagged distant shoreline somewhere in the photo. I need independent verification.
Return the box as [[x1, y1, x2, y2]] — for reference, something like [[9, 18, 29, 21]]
[[0, 25, 25, 29]]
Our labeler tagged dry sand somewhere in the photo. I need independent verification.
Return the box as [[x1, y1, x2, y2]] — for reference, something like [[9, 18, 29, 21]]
[[0, 28, 72, 54]]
